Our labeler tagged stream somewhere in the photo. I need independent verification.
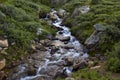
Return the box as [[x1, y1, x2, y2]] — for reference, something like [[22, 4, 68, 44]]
[[10, 10, 89, 80]]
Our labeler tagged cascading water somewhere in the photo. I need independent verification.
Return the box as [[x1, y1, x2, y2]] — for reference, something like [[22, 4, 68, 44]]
[[18, 10, 89, 80]]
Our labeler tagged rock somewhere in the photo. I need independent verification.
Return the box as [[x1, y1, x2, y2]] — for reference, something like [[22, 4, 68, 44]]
[[56, 34, 70, 41], [73, 58, 88, 70], [40, 39, 52, 46], [35, 43, 46, 51], [49, 11, 58, 21], [51, 40, 65, 47], [33, 75, 53, 80], [64, 43, 74, 49], [39, 65, 63, 78], [85, 24, 106, 48], [65, 77, 75, 80], [0, 59, 6, 70], [58, 9, 67, 18], [0, 39, 8, 48], [71, 6, 90, 18], [27, 66, 36, 76], [90, 66, 101, 70], [88, 61, 94, 67], [85, 31, 101, 46], [94, 24, 106, 32], [50, 46, 59, 55], [79, 6, 90, 14]]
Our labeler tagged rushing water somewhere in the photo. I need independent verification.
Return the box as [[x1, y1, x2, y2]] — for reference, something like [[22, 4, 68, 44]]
[[20, 10, 89, 80]]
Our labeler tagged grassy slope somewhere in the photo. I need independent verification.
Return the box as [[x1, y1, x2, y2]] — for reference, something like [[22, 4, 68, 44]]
[[0, 0, 56, 65]]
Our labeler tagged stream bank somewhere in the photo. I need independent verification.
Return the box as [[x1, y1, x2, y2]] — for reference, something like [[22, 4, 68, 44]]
[[7, 9, 89, 80]]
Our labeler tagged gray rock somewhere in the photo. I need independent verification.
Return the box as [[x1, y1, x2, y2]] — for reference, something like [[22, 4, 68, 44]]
[[51, 40, 65, 47], [73, 58, 88, 70], [58, 9, 67, 18], [56, 34, 70, 41], [94, 24, 106, 32], [71, 6, 90, 18], [85, 24, 106, 47], [85, 31, 101, 46]]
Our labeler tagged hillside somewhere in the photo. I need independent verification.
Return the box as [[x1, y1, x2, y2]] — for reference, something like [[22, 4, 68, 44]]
[[0, 0, 120, 80]]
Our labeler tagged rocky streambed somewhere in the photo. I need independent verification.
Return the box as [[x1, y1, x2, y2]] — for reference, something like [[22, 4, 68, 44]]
[[8, 9, 89, 80]]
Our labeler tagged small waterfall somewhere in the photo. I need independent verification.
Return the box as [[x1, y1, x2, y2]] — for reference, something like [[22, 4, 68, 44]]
[[20, 10, 89, 80]]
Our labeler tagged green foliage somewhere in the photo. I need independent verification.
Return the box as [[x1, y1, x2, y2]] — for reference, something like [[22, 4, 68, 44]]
[[107, 42, 120, 72], [91, 0, 102, 4], [56, 68, 114, 80], [0, 0, 55, 65], [0, 0, 7, 3]]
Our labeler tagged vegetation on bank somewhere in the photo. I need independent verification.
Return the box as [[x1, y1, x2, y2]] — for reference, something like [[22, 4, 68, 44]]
[[0, 0, 120, 79], [61, 0, 120, 73], [57, 68, 115, 80], [0, 0, 56, 65]]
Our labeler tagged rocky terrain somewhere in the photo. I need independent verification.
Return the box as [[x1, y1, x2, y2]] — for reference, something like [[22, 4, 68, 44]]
[[0, 0, 120, 80]]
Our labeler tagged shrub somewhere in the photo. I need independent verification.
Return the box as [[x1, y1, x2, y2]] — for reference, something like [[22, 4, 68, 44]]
[[107, 42, 120, 72]]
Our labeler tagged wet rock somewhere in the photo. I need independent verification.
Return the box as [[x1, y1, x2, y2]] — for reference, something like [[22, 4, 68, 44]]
[[64, 43, 74, 49], [56, 34, 70, 41], [49, 11, 58, 21], [63, 67, 73, 77], [39, 65, 63, 78], [27, 66, 36, 76], [51, 40, 65, 47], [50, 46, 59, 55], [65, 56, 74, 66], [33, 75, 53, 80], [58, 9, 67, 18], [0, 59, 6, 70]]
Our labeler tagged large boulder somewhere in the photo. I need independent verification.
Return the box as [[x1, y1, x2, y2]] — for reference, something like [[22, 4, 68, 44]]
[[71, 6, 90, 18], [85, 24, 106, 48], [57, 9, 67, 18], [84, 31, 101, 46]]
